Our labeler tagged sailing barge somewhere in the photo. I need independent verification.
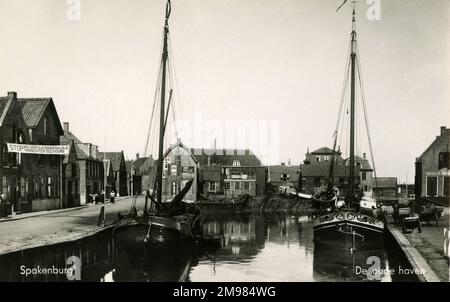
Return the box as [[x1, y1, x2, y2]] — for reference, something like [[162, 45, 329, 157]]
[[112, 0, 202, 253], [312, 5, 385, 251]]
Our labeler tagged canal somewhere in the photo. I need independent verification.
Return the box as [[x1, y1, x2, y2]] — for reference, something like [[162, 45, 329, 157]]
[[0, 213, 416, 282]]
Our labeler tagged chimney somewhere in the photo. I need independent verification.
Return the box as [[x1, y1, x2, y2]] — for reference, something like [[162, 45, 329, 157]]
[[7, 91, 17, 99], [363, 153, 366, 159], [441, 126, 446, 136], [63, 122, 69, 132], [288, 158, 291, 166], [136, 153, 140, 159], [281, 162, 285, 166]]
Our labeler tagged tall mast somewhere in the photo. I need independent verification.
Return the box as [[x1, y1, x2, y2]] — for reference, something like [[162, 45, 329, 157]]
[[156, 0, 171, 203], [348, 5, 357, 202]]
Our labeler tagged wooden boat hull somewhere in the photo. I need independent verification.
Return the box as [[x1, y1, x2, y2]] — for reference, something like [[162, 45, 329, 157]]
[[113, 215, 198, 254], [313, 211, 385, 250]]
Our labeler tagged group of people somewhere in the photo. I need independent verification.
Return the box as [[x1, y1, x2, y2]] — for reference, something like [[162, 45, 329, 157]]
[[89, 190, 117, 204]]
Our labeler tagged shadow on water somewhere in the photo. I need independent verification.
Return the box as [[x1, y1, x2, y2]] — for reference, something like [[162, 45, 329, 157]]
[[0, 213, 418, 282]]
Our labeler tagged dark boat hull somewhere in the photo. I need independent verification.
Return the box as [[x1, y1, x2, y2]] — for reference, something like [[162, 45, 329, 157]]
[[113, 215, 198, 253], [313, 211, 385, 251]]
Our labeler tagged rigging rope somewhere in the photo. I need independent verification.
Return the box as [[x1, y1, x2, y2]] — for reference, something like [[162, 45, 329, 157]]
[[356, 43, 379, 192]]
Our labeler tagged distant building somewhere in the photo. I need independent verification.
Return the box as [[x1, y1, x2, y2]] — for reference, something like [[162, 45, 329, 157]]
[[397, 183, 415, 199], [352, 154, 374, 193], [373, 177, 398, 199], [99, 152, 127, 197], [191, 148, 266, 200], [267, 163, 301, 191], [161, 141, 198, 202], [60, 122, 104, 206], [415, 126, 450, 206], [300, 147, 360, 195]]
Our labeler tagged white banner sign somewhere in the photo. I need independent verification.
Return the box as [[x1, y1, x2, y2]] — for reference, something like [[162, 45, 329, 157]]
[[7, 143, 69, 155]]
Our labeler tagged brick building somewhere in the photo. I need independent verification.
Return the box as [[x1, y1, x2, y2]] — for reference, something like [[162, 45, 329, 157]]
[[415, 126, 450, 206], [0, 92, 65, 213], [0, 92, 30, 213], [267, 163, 301, 191], [161, 141, 198, 202], [192, 148, 266, 200], [60, 122, 104, 206], [372, 177, 398, 199], [300, 147, 360, 195]]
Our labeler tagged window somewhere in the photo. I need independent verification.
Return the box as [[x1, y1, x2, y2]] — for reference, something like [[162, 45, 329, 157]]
[[1, 144, 8, 166], [20, 177, 27, 200], [28, 129, 33, 142], [232, 160, 241, 167], [224, 182, 231, 190], [1, 176, 9, 198], [209, 182, 216, 192], [324, 155, 329, 162], [171, 182, 177, 195], [438, 152, 450, 170], [235, 181, 240, 190], [444, 177, 450, 197], [362, 172, 366, 181], [43, 117, 47, 135], [316, 156, 321, 162], [47, 177, 52, 198], [170, 164, 178, 176], [243, 182, 250, 190], [364, 185, 368, 192], [427, 176, 437, 197]]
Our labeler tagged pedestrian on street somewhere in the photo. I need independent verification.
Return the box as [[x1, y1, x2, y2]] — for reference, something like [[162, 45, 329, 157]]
[[0, 193, 6, 218], [110, 190, 115, 204], [100, 189, 105, 204]]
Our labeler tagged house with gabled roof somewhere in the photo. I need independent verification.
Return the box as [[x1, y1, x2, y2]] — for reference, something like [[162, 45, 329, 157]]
[[0, 92, 30, 213], [190, 147, 266, 200], [159, 140, 198, 202], [415, 126, 450, 206], [300, 146, 360, 195], [0, 92, 65, 213], [60, 122, 105, 206], [99, 151, 127, 196]]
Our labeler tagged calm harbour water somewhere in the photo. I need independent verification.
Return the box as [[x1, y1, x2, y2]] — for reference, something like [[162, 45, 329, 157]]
[[0, 213, 415, 282]]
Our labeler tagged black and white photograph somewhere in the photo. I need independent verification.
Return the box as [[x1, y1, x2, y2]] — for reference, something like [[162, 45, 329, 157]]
[[0, 0, 449, 286]]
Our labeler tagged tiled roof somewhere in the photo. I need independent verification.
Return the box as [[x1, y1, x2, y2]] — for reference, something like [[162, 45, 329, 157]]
[[346, 155, 373, 171], [134, 157, 148, 170], [139, 157, 156, 175], [190, 148, 262, 166], [18, 98, 51, 128], [125, 160, 132, 174], [311, 147, 339, 154], [99, 152, 124, 171], [374, 177, 397, 188], [60, 130, 82, 145]]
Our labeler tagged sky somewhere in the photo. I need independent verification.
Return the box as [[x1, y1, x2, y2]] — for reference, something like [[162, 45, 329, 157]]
[[0, 0, 449, 183]]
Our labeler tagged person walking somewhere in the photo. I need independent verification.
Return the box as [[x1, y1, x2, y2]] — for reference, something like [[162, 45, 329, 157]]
[[110, 190, 115, 204], [0, 193, 6, 218]]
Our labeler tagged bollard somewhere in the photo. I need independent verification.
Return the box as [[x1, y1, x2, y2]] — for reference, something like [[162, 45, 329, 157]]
[[97, 205, 105, 227]]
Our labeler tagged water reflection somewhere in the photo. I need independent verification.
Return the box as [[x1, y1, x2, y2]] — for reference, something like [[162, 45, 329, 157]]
[[0, 213, 411, 282]]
